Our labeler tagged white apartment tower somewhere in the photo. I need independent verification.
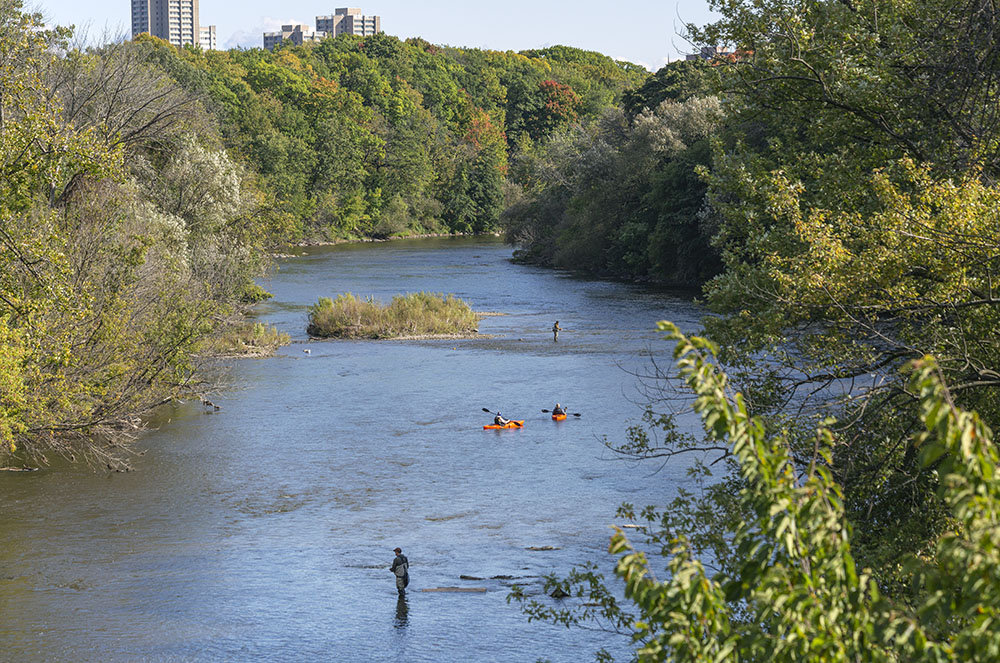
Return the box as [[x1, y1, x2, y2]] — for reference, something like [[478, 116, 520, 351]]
[[132, 0, 216, 49], [263, 24, 327, 51], [200, 25, 217, 49], [316, 8, 381, 37]]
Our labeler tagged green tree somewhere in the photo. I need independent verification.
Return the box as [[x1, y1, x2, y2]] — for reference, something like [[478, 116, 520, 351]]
[[515, 324, 1000, 662], [622, 60, 712, 118], [685, 0, 1000, 585], [503, 94, 723, 285], [0, 3, 277, 467]]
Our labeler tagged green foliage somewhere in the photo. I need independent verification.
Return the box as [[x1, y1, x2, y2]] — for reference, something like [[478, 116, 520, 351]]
[[306, 292, 480, 339], [520, 79, 581, 140], [504, 87, 724, 285], [142, 34, 645, 242], [622, 60, 712, 117], [0, 3, 276, 467], [520, 45, 649, 120], [197, 322, 290, 358], [686, 0, 1000, 587], [517, 324, 1000, 662], [0, 320, 28, 452], [329, 0, 1000, 658]]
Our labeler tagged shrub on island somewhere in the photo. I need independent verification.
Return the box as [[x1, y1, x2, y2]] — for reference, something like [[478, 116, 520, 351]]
[[307, 292, 480, 339], [199, 322, 291, 357]]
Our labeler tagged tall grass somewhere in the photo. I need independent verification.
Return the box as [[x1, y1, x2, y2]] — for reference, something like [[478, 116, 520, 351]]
[[307, 292, 480, 339], [199, 322, 291, 357]]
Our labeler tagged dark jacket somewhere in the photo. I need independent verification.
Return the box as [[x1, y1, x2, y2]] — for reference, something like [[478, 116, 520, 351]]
[[391, 553, 409, 581]]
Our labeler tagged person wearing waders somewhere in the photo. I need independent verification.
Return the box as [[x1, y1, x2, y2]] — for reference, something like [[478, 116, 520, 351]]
[[552, 321, 561, 342], [390, 547, 409, 596]]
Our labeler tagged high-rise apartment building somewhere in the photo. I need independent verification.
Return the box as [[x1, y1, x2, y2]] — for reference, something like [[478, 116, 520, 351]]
[[263, 24, 327, 51], [132, 0, 216, 49], [315, 8, 381, 37], [199, 25, 216, 50]]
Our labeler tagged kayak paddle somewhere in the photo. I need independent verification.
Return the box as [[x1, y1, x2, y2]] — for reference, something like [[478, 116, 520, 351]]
[[541, 409, 582, 417]]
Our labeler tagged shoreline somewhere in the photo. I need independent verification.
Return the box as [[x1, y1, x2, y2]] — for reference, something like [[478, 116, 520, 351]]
[[273, 232, 504, 256], [307, 332, 491, 341]]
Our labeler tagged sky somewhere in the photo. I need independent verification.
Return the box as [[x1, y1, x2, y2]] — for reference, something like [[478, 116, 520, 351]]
[[31, 0, 719, 71]]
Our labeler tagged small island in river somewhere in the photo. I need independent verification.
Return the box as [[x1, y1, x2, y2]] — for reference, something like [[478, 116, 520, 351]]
[[307, 292, 480, 339]]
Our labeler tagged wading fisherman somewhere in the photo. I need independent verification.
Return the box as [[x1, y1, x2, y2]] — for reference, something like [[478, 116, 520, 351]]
[[552, 321, 561, 342], [390, 547, 409, 596]]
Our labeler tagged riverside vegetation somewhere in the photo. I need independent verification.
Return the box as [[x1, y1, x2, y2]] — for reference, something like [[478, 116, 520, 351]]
[[0, 3, 288, 469], [306, 292, 479, 339], [4, 0, 1000, 657], [507, 0, 1000, 659], [141, 29, 647, 241], [196, 322, 291, 358], [0, 0, 639, 466]]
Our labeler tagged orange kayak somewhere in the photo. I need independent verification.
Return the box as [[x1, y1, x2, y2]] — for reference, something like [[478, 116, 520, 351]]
[[483, 420, 524, 430], [551, 413, 567, 421]]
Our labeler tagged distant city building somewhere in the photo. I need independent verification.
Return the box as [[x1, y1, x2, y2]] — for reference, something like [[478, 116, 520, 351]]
[[132, 0, 209, 48], [315, 7, 381, 37], [199, 24, 216, 50], [685, 45, 750, 65], [263, 24, 327, 51], [686, 45, 730, 61]]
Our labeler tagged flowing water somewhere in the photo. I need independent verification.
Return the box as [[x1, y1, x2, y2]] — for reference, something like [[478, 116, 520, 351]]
[[0, 237, 704, 662]]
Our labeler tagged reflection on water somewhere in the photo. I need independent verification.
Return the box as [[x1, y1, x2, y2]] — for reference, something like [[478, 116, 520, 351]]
[[394, 595, 409, 629], [0, 237, 703, 662]]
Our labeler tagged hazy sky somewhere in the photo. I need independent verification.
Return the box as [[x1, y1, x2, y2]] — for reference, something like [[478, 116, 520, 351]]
[[31, 0, 719, 71]]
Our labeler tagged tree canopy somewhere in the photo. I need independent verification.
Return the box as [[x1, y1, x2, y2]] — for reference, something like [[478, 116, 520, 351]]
[[141, 33, 648, 242], [509, 0, 1000, 658], [0, 2, 280, 467]]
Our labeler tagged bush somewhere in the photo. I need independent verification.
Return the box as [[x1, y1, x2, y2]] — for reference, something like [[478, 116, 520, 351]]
[[307, 292, 479, 338], [199, 322, 291, 357]]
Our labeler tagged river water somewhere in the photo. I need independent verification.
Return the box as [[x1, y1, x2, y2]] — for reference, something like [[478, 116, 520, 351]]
[[0, 237, 703, 662]]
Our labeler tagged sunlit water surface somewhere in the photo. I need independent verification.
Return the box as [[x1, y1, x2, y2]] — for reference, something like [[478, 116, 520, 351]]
[[1, 237, 704, 662]]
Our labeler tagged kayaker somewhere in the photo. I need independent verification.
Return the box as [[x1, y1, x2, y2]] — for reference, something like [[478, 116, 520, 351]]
[[552, 403, 566, 416], [552, 321, 561, 342], [390, 547, 409, 596], [494, 412, 511, 426]]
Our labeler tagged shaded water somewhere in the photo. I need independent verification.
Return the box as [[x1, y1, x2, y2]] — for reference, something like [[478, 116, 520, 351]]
[[0, 237, 703, 662]]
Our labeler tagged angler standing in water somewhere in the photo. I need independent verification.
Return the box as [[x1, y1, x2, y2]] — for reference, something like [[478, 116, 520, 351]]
[[390, 547, 409, 596], [552, 321, 561, 342]]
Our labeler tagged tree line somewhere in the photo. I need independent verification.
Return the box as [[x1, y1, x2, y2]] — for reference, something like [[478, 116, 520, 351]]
[[0, 0, 646, 467], [142, 32, 647, 240], [508, 0, 1000, 659], [0, 2, 289, 468], [503, 60, 723, 286], [7, 0, 999, 653]]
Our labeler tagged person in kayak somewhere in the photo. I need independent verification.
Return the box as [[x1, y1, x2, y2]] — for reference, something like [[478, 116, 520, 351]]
[[494, 412, 511, 426], [552, 403, 566, 416]]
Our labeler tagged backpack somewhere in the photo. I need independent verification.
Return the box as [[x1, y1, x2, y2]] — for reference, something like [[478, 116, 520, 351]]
[[394, 558, 408, 577]]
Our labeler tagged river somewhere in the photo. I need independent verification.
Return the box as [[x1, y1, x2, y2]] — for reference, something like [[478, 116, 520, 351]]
[[0, 237, 703, 662]]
